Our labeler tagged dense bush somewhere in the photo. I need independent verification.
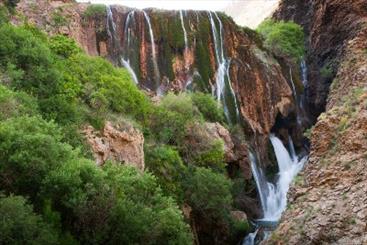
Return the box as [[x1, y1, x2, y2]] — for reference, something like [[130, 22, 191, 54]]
[[192, 140, 226, 172], [83, 4, 106, 19], [148, 93, 200, 144], [0, 116, 76, 200], [185, 167, 232, 220], [257, 19, 305, 62], [49, 35, 81, 58], [0, 84, 38, 120], [191, 92, 225, 123], [0, 195, 59, 244], [145, 145, 188, 201]]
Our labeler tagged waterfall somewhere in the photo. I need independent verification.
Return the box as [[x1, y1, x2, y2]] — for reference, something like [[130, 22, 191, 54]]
[[208, 12, 240, 124], [243, 135, 308, 244], [300, 59, 308, 87], [106, 6, 117, 44], [122, 11, 138, 84], [179, 10, 188, 52], [289, 67, 297, 99], [142, 10, 160, 88], [107, 6, 138, 84]]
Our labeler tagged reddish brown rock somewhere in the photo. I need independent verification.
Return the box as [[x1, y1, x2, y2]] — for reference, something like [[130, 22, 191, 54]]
[[267, 0, 367, 244], [83, 121, 145, 171]]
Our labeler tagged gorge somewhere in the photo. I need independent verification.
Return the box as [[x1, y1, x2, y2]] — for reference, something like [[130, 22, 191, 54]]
[[0, 0, 366, 244]]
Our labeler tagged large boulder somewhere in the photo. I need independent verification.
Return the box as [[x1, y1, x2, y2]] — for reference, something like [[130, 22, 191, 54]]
[[83, 121, 145, 170]]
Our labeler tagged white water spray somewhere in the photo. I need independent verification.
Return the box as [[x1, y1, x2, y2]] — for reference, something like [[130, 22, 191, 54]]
[[122, 11, 138, 84], [244, 135, 307, 244], [208, 12, 239, 124], [142, 10, 160, 86], [180, 10, 188, 52]]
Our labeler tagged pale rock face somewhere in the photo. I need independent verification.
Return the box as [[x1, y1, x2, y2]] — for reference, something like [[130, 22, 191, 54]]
[[83, 121, 145, 171]]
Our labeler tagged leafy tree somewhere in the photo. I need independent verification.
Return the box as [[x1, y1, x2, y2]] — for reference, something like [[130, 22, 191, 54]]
[[102, 163, 193, 245], [49, 35, 81, 58], [257, 19, 305, 62], [0, 84, 38, 120], [191, 140, 226, 172], [83, 4, 106, 19], [191, 92, 225, 123], [145, 145, 188, 202], [0, 116, 76, 200], [184, 167, 233, 244], [0, 194, 58, 245], [184, 167, 232, 221], [148, 93, 201, 144]]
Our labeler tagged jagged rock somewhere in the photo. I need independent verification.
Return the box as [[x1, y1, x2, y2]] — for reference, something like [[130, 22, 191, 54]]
[[267, 0, 367, 244], [83, 121, 145, 171]]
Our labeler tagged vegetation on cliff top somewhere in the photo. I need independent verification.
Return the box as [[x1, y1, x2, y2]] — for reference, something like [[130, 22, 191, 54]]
[[257, 19, 305, 62]]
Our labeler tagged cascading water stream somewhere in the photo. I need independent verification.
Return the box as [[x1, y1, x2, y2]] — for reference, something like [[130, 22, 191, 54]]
[[243, 135, 308, 244], [142, 10, 160, 88], [179, 10, 188, 53], [107, 6, 139, 84], [121, 11, 138, 84], [208, 11, 240, 124]]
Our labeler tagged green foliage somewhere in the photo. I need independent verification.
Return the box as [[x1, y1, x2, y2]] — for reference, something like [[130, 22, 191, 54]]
[[145, 145, 188, 202], [191, 92, 225, 123], [4, 0, 19, 14], [0, 6, 9, 25], [83, 4, 106, 19], [51, 10, 68, 27], [0, 195, 59, 244], [257, 19, 305, 62], [320, 63, 333, 79], [192, 140, 226, 172], [148, 93, 200, 144], [102, 163, 193, 245], [0, 84, 38, 120], [49, 35, 81, 58], [0, 116, 76, 200], [184, 167, 232, 221]]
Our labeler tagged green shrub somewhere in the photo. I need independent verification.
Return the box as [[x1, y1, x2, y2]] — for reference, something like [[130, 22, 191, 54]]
[[0, 84, 38, 120], [0, 195, 59, 244], [0, 6, 9, 25], [51, 10, 68, 27], [191, 92, 225, 123], [83, 4, 106, 19], [148, 93, 201, 144], [183, 166, 235, 244], [257, 19, 305, 62], [49, 35, 81, 58], [320, 63, 333, 79], [184, 167, 233, 223], [0, 116, 76, 200], [102, 163, 193, 245], [4, 0, 19, 13], [145, 145, 188, 202], [192, 140, 226, 172]]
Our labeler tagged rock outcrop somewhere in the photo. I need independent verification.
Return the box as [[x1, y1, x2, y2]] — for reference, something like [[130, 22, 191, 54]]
[[267, 0, 367, 244], [83, 121, 145, 171]]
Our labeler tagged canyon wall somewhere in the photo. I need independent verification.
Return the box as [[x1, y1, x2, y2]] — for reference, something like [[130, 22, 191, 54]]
[[15, 0, 304, 165], [267, 0, 367, 243]]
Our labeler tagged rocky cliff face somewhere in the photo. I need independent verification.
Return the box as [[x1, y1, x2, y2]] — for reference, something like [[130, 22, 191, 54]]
[[14, 0, 309, 225], [267, 0, 367, 244], [15, 0, 296, 135]]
